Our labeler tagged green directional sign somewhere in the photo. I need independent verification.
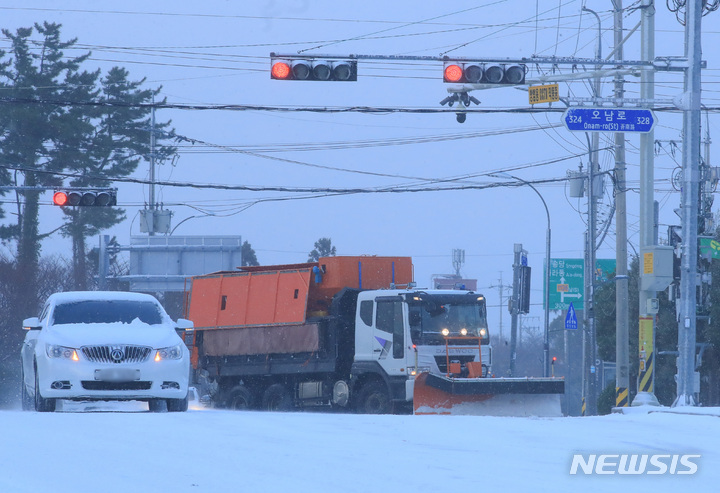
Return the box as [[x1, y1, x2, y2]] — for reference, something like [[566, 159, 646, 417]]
[[700, 237, 720, 260], [544, 258, 617, 311], [547, 259, 584, 310], [595, 258, 617, 282]]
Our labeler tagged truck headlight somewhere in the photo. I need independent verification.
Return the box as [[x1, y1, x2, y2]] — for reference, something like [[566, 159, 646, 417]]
[[154, 344, 183, 361], [46, 344, 79, 361], [408, 367, 432, 377]]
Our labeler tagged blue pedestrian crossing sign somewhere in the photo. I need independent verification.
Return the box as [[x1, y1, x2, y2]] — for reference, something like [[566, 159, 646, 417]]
[[565, 302, 578, 330]]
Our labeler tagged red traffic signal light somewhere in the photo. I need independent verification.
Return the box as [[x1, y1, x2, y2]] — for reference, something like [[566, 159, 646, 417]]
[[270, 54, 357, 81], [53, 191, 68, 206], [443, 64, 464, 83], [271, 61, 291, 80], [443, 61, 526, 85], [52, 189, 116, 207]]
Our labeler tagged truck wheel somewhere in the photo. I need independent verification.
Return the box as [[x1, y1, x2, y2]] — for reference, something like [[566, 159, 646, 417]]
[[356, 382, 391, 414], [226, 385, 254, 410], [261, 384, 293, 411]]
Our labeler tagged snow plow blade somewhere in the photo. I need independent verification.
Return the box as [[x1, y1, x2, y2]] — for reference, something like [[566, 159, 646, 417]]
[[413, 372, 565, 417]]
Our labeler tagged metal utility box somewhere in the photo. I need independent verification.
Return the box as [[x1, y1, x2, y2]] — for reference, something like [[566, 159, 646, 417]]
[[640, 246, 674, 291]]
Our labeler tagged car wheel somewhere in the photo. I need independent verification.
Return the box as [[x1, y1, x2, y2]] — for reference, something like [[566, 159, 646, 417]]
[[34, 369, 56, 413], [225, 385, 254, 410], [261, 384, 293, 411], [148, 399, 168, 412], [21, 371, 33, 411], [167, 394, 189, 412], [356, 382, 391, 414]]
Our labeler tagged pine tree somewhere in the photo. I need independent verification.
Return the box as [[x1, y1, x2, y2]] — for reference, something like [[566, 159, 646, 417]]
[[0, 23, 175, 295], [0, 22, 95, 317], [308, 237, 336, 262], [59, 67, 175, 289], [241, 241, 260, 266]]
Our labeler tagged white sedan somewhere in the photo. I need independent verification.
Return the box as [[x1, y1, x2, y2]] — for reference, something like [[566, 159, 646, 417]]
[[20, 291, 193, 412]]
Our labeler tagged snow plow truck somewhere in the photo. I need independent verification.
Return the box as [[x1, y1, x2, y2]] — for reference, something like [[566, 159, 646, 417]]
[[183, 256, 564, 416]]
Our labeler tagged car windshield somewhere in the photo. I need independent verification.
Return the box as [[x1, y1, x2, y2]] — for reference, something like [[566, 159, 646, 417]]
[[52, 300, 165, 325]]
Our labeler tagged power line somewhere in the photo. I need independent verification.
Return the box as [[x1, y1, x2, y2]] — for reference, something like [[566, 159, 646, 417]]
[[3, 97, 718, 113], [0, 162, 582, 195]]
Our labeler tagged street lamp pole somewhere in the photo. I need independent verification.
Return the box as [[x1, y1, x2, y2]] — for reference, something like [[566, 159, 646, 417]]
[[493, 173, 552, 377]]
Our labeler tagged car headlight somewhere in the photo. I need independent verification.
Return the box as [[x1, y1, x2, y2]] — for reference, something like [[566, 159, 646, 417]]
[[154, 344, 183, 361], [46, 344, 79, 361]]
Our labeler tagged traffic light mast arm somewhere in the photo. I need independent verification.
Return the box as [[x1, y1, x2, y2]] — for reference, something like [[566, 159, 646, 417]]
[[271, 52, 703, 70], [0, 186, 57, 192]]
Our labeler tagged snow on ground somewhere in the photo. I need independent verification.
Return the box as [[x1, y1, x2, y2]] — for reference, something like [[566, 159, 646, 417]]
[[0, 402, 718, 493]]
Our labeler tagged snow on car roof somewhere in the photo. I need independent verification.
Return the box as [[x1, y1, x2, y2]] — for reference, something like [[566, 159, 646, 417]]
[[47, 291, 162, 304]]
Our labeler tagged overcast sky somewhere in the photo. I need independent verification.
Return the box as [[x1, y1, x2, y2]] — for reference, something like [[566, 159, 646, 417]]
[[1, 1, 718, 333]]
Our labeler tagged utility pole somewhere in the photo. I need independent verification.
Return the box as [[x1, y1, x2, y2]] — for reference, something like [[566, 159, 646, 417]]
[[632, 0, 661, 407], [613, 0, 631, 409], [98, 235, 110, 290], [491, 272, 510, 341], [674, 0, 703, 408], [582, 5, 601, 416], [148, 99, 157, 236]]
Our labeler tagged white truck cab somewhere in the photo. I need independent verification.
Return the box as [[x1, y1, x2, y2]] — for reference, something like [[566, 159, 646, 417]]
[[350, 289, 491, 408]]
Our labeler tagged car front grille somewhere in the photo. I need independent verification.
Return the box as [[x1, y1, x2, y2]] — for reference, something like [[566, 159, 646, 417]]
[[81, 381, 153, 391], [81, 345, 152, 364]]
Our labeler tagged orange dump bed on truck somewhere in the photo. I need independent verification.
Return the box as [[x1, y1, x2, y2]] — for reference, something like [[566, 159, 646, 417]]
[[187, 256, 412, 358], [188, 256, 412, 328]]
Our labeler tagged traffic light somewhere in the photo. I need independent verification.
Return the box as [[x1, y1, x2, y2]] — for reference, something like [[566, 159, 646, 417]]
[[518, 265, 531, 314], [52, 189, 117, 207], [443, 61, 526, 85], [270, 54, 357, 81]]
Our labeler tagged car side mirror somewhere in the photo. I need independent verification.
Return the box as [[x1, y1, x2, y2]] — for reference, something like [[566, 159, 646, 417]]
[[22, 317, 41, 331], [176, 318, 194, 330], [175, 319, 194, 344]]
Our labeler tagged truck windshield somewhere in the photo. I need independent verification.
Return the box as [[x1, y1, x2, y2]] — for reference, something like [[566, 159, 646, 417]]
[[52, 300, 165, 326], [408, 297, 488, 346]]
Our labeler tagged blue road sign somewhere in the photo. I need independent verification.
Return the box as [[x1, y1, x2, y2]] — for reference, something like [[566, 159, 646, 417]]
[[565, 302, 578, 330], [563, 107, 656, 133]]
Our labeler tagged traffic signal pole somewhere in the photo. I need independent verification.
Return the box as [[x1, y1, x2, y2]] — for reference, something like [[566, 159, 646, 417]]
[[509, 243, 523, 377]]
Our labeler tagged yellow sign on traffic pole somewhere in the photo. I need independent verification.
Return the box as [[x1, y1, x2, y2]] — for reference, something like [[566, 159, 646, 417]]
[[529, 84, 560, 105]]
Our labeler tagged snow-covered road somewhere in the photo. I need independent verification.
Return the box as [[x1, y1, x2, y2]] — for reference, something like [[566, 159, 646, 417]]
[[1, 402, 717, 493]]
